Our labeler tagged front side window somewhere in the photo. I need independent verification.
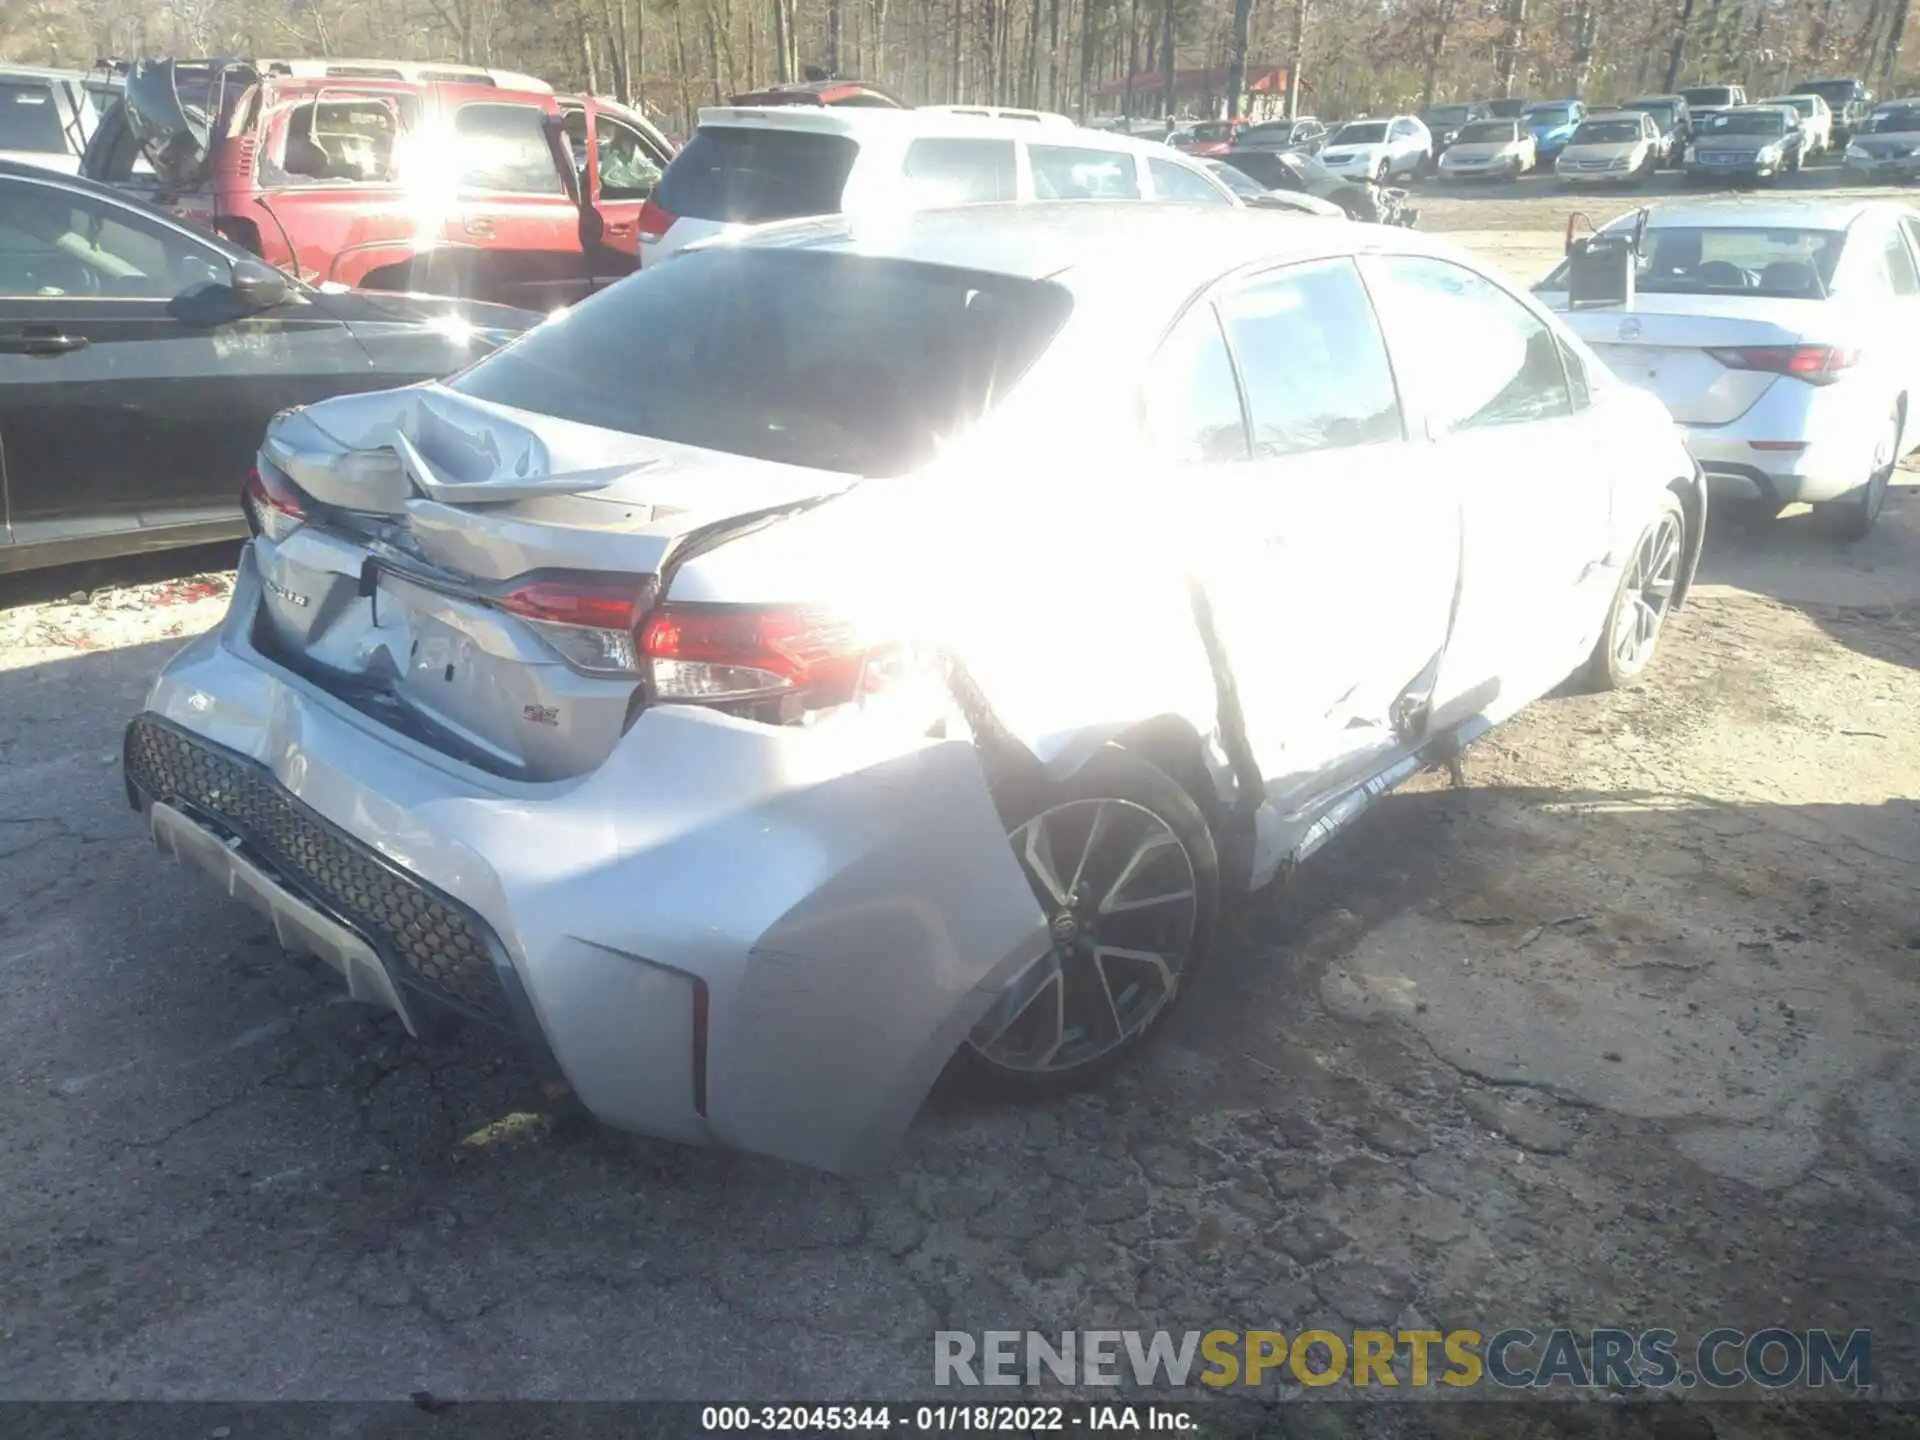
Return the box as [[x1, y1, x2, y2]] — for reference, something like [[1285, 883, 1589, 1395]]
[[0, 179, 230, 299], [1370, 255, 1571, 434], [1149, 157, 1230, 203], [592, 112, 668, 199], [451, 248, 1072, 477], [1217, 258, 1403, 458], [454, 102, 564, 194], [902, 137, 1017, 204], [1029, 143, 1140, 199], [0, 80, 67, 154], [1144, 302, 1248, 464]]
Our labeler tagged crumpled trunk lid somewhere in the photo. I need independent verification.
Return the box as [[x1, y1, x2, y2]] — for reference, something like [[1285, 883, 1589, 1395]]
[[251, 385, 853, 780]]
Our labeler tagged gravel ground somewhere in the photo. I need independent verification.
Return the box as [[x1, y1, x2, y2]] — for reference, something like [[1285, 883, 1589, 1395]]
[[2, 175, 1918, 1420]]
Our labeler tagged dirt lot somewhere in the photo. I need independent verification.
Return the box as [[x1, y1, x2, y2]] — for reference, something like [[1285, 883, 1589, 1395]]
[[1, 179, 1917, 1419]]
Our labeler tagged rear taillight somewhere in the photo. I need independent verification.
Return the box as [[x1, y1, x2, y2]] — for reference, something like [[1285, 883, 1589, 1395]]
[[640, 603, 872, 706], [243, 462, 307, 543], [637, 197, 676, 245], [1706, 344, 1857, 385], [496, 578, 648, 674]]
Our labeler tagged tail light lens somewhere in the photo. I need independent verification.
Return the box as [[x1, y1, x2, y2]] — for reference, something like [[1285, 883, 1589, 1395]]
[[640, 604, 870, 706], [243, 461, 307, 543], [637, 197, 676, 245], [1706, 344, 1857, 384], [496, 579, 648, 674]]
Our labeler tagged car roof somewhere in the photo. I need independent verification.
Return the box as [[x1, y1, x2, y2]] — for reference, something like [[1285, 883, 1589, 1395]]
[[0, 63, 87, 82], [1611, 196, 1888, 232], [692, 104, 1181, 153], [717, 201, 1459, 304]]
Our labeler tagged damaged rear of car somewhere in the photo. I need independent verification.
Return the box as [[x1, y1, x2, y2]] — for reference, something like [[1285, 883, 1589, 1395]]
[[126, 204, 1703, 1171]]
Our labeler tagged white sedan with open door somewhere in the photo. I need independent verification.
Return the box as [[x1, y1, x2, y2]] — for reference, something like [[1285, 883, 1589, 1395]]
[[123, 204, 1704, 1172], [1536, 197, 1920, 538]]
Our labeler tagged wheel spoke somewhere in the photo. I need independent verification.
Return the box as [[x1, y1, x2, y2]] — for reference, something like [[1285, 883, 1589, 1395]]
[[971, 953, 1066, 1063], [1100, 887, 1197, 916], [1093, 945, 1181, 1007], [1098, 830, 1182, 914], [1017, 815, 1070, 907], [1065, 800, 1111, 903]]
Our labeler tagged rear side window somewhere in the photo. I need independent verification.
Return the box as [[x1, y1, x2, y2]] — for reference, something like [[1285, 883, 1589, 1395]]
[[1149, 158, 1230, 203], [452, 248, 1072, 477], [901, 137, 1017, 204], [266, 94, 413, 185], [1218, 258, 1404, 456], [454, 103, 563, 194], [657, 127, 858, 223], [0, 81, 66, 154], [1029, 144, 1140, 199], [1880, 229, 1920, 296]]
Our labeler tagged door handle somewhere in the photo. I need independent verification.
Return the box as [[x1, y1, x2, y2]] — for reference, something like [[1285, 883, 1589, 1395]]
[[463, 215, 495, 238], [605, 221, 634, 237], [0, 328, 88, 357]]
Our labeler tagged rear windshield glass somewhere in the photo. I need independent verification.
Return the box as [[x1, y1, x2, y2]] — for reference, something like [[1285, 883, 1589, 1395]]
[[1682, 87, 1737, 106], [656, 127, 857, 223], [1542, 226, 1843, 299], [0, 81, 66, 153], [1332, 122, 1387, 144], [1622, 100, 1676, 123], [1455, 120, 1519, 143], [1425, 106, 1477, 125], [451, 249, 1073, 476], [1485, 99, 1526, 117], [1701, 110, 1790, 135]]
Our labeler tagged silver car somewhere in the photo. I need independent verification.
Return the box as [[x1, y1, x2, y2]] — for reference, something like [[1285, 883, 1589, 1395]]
[[126, 205, 1705, 1172]]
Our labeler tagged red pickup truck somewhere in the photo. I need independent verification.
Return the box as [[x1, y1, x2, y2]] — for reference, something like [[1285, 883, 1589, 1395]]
[[81, 57, 676, 310]]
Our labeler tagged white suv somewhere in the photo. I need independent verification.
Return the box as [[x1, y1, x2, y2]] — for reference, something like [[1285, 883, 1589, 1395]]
[[637, 106, 1240, 264]]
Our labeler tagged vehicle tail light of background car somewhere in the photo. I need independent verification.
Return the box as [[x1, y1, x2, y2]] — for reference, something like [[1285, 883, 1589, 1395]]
[[1706, 344, 1858, 385], [243, 462, 308, 543], [636, 197, 677, 246]]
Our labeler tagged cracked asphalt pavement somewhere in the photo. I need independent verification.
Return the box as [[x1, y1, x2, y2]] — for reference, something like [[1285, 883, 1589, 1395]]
[[2, 189, 1918, 1415]]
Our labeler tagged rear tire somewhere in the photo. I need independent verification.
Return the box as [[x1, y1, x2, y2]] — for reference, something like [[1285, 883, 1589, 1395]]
[[1584, 491, 1687, 691], [958, 749, 1220, 1099], [1816, 408, 1899, 542]]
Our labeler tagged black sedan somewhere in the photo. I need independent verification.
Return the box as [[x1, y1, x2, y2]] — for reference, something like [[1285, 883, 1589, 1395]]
[[1213, 147, 1400, 223], [0, 162, 538, 574]]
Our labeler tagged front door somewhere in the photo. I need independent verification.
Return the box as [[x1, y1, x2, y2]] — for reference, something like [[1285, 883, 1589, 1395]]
[[0, 172, 369, 546], [441, 98, 588, 311], [1167, 257, 1462, 818], [1360, 252, 1612, 728], [568, 100, 672, 291]]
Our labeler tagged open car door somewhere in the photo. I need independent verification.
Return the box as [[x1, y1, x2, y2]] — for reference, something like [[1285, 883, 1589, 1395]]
[[567, 98, 672, 291]]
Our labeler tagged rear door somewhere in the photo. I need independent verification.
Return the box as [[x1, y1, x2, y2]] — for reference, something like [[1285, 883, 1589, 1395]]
[[442, 97, 587, 309], [1362, 252, 1611, 724], [1167, 256, 1460, 815], [0, 171, 371, 545]]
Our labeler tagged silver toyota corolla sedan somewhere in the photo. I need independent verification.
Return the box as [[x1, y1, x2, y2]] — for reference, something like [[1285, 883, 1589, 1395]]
[[125, 204, 1706, 1172]]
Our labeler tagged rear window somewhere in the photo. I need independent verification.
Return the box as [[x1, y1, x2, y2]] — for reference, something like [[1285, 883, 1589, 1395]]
[[656, 126, 857, 223], [0, 81, 66, 154], [1425, 106, 1477, 125], [1869, 106, 1920, 132], [1622, 100, 1676, 124], [1029, 143, 1140, 198], [1542, 225, 1844, 299], [901, 136, 1016, 204], [451, 248, 1073, 476], [1682, 87, 1737, 107]]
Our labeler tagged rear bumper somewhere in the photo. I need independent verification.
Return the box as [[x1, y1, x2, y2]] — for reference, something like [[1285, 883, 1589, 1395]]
[[128, 554, 1049, 1172], [1556, 167, 1640, 184], [1680, 392, 1884, 505]]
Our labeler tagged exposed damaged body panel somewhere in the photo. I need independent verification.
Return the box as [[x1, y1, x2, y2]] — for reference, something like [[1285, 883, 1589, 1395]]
[[126, 209, 1704, 1171]]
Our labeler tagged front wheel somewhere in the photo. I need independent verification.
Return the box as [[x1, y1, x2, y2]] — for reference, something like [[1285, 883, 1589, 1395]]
[[1374, 159, 1390, 183], [959, 749, 1220, 1097], [1584, 491, 1686, 691]]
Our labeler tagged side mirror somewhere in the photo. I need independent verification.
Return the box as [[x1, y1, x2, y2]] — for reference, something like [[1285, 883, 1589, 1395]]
[[229, 257, 290, 312]]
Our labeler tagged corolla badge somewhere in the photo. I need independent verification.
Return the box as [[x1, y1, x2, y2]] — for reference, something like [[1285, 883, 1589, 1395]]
[[1618, 317, 1644, 341], [263, 576, 310, 608]]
